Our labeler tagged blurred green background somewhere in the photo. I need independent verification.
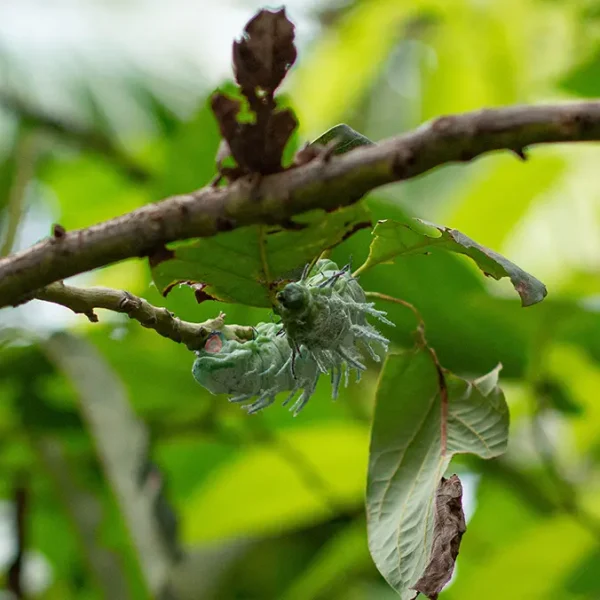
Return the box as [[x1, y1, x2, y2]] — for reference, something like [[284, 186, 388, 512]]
[[1, 0, 600, 598]]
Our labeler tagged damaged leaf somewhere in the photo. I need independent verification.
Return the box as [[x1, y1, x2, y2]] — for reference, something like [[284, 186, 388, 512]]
[[151, 204, 372, 308], [367, 346, 508, 599], [210, 93, 297, 175], [357, 218, 547, 307], [211, 9, 298, 176], [412, 475, 466, 599]]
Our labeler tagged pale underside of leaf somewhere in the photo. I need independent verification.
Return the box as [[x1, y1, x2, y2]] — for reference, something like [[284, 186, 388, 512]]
[[356, 218, 547, 307], [367, 346, 508, 598]]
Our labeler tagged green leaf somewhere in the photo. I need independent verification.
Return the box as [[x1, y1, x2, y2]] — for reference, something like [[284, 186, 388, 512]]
[[559, 50, 600, 98], [183, 422, 369, 543], [357, 218, 547, 307], [311, 124, 374, 155], [34, 436, 131, 600], [44, 155, 148, 231], [535, 377, 584, 416], [444, 152, 567, 252], [0, 144, 18, 214], [151, 204, 372, 307], [281, 518, 370, 600], [153, 94, 222, 197], [447, 516, 596, 599], [43, 332, 179, 599], [288, 1, 420, 135], [367, 345, 508, 598]]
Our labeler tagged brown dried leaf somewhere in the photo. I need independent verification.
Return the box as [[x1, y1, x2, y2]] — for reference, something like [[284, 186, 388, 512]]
[[233, 8, 297, 97], [412, 475, 466, 599], [211, 92, 297, 175], [210, 94, 242, 157], [211, 9, 298, 178], [262, 108, 297, 171]]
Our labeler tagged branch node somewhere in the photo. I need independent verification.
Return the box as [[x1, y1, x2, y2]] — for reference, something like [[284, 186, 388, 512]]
[[209, 173, 223, 188], [215, 216, 236, 232], [431, 115, 455, 134], [320, 139, 339, 163], [392, 148, 415, 177], [248, 172, 263, 201], [512, 147, 528, 161], [85, 310, 98, 323], [52, 223, 66, 239], [292, 142, 321, 167], [118, 291, 141, 314]]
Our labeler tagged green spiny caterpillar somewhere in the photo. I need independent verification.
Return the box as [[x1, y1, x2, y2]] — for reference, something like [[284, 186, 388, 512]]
[[192, 260, 393, 414], [276, 259, 393, 374]]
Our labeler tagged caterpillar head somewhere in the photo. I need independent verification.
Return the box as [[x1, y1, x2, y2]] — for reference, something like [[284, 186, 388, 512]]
[[276, 282, 310, 313]]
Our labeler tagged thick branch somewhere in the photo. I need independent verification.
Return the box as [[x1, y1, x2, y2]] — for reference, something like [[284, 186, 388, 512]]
[[34, 282, 253, 350], [1, 101, 600, 309]]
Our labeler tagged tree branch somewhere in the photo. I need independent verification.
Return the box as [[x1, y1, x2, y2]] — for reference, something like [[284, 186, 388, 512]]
[[1, 101, 600, 310], [33, 281, 253, 350]]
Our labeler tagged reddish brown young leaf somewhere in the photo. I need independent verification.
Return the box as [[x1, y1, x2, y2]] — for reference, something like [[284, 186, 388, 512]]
[[210, 94, 242, 144], [263, 108, 297, 169], [233, 8, 297, 98], [210, 9, 298, 178]]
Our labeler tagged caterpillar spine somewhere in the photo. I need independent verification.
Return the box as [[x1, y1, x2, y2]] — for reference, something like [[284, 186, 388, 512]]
[[192, 260, 393, 414]]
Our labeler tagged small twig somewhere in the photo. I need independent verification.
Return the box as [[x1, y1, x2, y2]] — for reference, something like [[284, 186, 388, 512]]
[[1, 129, 40, 257], [366, 291, 450, 455], [33, 281, 253, 350], [7, 478, 27, 599], [365, 291, 425, 340]]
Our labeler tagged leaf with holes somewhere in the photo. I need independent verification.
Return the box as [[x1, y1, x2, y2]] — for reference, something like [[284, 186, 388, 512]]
[[211, 9, 298, 176], [150, 204, 372, 308], [356, 218, 547, 307], [367, 345, 508, 599]]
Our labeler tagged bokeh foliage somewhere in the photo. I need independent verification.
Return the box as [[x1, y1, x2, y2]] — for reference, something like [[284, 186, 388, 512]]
[[2, 0, 600, 598]]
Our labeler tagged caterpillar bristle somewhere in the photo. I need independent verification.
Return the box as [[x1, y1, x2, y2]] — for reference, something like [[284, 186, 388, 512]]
[[192, 259, 395, 415]]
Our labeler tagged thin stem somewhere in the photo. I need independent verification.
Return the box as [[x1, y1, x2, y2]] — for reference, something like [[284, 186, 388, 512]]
[[258, 225, 277, 306], [365, 291, 425, 333], [33, 281, 253, 350]]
